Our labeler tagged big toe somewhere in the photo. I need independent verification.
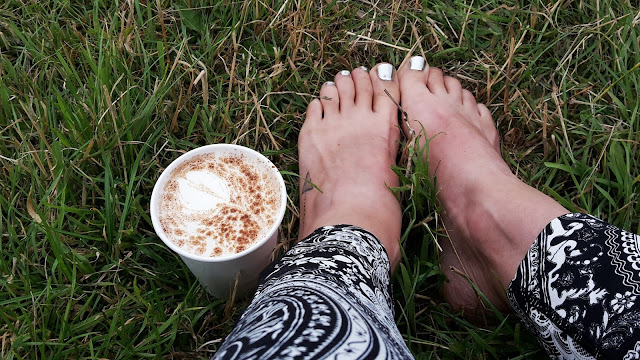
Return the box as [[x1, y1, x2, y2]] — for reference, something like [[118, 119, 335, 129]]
[[370, 63, 401, 156], [397, 56, 435, 137], [397, 56, 430, 92], [371, 63, 400, 118]]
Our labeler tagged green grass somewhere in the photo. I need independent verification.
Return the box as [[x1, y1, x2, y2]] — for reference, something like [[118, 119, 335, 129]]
[[1, 0, 639, 358]]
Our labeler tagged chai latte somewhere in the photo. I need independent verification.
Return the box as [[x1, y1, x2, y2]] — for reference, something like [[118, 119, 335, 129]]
[[158, 152, 281, 258]]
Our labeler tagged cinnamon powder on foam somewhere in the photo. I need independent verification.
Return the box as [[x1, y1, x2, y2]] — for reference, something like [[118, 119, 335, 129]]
[[158, 153, 280, 257]]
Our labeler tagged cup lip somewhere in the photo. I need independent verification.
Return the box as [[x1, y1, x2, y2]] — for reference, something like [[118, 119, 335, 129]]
[[150, 143, 287, 263]]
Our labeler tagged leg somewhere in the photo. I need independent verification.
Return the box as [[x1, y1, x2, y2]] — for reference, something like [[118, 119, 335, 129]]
[[397, 56, 640, 358], [509, 213, 640, 359], [298, 65, 403, 270], [396, 56, 567, 314], [212, 64, 413, 359]]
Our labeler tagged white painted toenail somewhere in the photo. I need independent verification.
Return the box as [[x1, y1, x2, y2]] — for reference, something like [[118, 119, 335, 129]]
[[377, 64, 393, 81], [325, 81, 335, 86], [340, 70, 350, 76], [360, 66, 368, 72], [410, 56, 426, 70]]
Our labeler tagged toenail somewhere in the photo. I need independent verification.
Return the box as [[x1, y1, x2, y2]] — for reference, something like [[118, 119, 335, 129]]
[[325, 81, 335, 86], [360, 66, 369, 72], [409, 56, 426, 71], [377, 64, 394, 81], [340, 70, 350, 76]]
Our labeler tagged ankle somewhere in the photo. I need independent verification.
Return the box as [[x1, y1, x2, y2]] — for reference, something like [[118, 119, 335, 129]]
[[463, 174, 567, 286], [437, 161, 514, 221], [302, 188, 402, 261]]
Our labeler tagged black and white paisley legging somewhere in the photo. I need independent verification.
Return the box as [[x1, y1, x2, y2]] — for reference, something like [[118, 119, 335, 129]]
[[212, 214, 640, 359]]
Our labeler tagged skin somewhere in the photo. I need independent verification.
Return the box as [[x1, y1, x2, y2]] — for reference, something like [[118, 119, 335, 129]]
[[397, 60, 569, 314], [298, 59, 569, 314], [298, 65, 403, 269]]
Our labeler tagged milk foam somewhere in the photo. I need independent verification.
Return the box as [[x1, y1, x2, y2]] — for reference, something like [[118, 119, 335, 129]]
[[158, 152, 281, 258], [177, 170, 230, 212]]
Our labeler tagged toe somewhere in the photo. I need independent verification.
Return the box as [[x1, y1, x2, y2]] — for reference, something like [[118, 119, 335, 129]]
[[461, 89, 477, 107], [306, 98, 323, 122], [444, 76, 463, 100], [477, 103, 501, 151], [462, 89, 479, 119], [426, 67, 446, 93], [352, 66, 373, 109], [371, 63, 401, 159], [371, 63, 400, 116], [397, 56, 431, 139], [477, 102, 491, 120], [474, 100, 493, 132], [397, 56, 430, 91], [298, 99, 322, 153], [334, 70, 355, 110], [319, 81, 339, 116]]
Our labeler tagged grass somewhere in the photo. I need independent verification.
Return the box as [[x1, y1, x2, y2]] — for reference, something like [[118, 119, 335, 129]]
[[1, 0, 639, 358]]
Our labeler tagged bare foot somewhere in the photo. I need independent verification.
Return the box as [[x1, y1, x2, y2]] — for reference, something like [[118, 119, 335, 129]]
[[397, 56, 568, 315], [298, 64, 403, 270]]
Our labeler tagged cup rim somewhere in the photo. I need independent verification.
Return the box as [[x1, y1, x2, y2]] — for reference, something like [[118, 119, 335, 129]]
[[150, 144, 287, 263]]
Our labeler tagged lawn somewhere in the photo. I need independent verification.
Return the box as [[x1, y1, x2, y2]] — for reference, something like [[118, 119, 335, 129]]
[[1, 0, 639, 359]]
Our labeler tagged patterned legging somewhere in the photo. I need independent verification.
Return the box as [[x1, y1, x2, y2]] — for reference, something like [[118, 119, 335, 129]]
[[212, 214, 640, 359]]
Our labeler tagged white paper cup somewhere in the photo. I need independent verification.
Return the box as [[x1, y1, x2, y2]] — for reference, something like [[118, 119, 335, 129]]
[[150, 144, 287, 299]]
